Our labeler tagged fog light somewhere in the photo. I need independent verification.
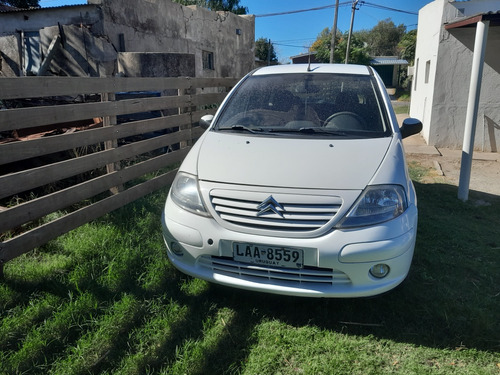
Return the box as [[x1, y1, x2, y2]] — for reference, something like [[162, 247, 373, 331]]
[[170, 242, 183, 256], [370, 264, 390, 278]]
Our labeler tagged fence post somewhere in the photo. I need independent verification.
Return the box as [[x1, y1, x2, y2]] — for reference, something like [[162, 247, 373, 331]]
[[178, 87, 191, 149], [101, 92, 123, 194]]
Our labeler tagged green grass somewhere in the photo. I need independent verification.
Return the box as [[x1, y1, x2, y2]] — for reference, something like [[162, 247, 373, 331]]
[[1, 166, 499, 374], [394, 105, 410, 115]]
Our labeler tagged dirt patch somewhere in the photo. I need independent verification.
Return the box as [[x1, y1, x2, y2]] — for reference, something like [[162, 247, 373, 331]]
[[406, 152, 500, 199], [398, 113, 500, 200]]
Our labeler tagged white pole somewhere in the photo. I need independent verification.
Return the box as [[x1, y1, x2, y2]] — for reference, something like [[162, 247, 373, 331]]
[[458, 20, 490, 201]]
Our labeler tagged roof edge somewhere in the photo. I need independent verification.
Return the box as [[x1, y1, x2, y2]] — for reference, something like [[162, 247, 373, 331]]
[[445, 11, 500, 30]]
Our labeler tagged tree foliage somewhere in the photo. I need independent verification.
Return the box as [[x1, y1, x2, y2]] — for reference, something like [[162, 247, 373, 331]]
[[0, 0, 39, 8], [171, 0, 248, 14], [365, 19, 406, 56], [309, 18, 416, 66], [309, 28, 370, 65], [255, 37, 277, 63], [398, 29, 417, 65], [309, 28, 332, 63], [337, 33, 371, 65]]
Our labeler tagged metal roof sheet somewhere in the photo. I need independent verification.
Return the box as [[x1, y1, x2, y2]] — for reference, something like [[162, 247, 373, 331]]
[[370, 57, 409, 66], [0, 4, 93, 13]]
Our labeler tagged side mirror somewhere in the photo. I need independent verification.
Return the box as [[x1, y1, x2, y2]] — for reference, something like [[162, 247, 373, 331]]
[[199, 114, 214, 130], [400, 118, 422, 139]]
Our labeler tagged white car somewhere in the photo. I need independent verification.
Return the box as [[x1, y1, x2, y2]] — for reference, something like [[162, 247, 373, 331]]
[[161, 64, 422, 298]]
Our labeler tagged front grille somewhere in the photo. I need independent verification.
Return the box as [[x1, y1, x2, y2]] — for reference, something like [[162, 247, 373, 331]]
[[209, 190, 342, 233], [198, 256, 351, 286]]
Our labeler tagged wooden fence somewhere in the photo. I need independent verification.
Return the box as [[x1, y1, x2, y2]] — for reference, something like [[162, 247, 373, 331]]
[[0, 76, 237, 275]]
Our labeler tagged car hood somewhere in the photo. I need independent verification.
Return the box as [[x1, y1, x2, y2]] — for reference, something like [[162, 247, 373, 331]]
[[197, 132, 392, 190]]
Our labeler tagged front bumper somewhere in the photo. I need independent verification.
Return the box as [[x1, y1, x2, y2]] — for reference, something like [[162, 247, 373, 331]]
[[161, 197, 417, 298]]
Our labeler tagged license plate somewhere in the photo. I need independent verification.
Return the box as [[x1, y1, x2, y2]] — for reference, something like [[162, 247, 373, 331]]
[[233, 243, 304, 269]]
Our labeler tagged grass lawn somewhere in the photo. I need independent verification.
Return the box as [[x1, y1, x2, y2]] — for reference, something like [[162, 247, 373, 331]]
[[394, 105, 410, 115], [1, 163, 499, 374]]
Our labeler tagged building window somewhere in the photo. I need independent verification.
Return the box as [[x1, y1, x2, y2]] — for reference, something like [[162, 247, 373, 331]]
[[202, 50, 214, 70], [425, 60, 431, 84], [414, 58, 419, 91]]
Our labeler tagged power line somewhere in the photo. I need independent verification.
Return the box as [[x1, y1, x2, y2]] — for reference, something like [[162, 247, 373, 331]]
[[274, 43, 308, 48], [363, 2, 418, 16], [255, 1, 418, 18], [255, 2, 351, 18], [275, 38, 318, 43]]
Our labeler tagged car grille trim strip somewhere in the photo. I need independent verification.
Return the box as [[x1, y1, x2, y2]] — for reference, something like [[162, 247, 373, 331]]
[[198, 256, 351, 286], [219, 213, 326, 229]]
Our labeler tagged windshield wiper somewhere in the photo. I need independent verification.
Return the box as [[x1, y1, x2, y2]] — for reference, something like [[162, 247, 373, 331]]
[[218, 125, 263, 134], [267, 127, 348, 136]]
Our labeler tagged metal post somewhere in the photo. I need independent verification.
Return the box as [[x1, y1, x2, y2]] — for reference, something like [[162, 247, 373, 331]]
[[267, 39, 271, 66], [330, 0, 340, 64], [345, 0, 358, 64], [458, 20, 489, 201]]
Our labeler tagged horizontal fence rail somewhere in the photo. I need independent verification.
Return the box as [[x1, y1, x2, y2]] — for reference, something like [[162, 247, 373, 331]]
[[0, 76, 237, 274]]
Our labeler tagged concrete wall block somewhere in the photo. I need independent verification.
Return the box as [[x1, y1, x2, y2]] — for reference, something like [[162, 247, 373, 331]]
[[101, 0, 254, 78], [0, 5, 101, 35], [0, 35, 20, 77], [40, 24, 117, 77], [118, 52, 195, 77], [430, 29, 500, 150], [412, 0, 500, 151], [0, 0, 254, 79]]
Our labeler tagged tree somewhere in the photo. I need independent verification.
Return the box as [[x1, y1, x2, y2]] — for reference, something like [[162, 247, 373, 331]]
[[398, 29, 417, 65], [172, 0, 248, 14], [309, 28, 369, 65], [397, 29, 417, 89], [365, 19, 406, 56], [255, 37, 277, 63], [336, 32, 371, 65], [309, 27, 331, 63], [0, 0, 39, 8]]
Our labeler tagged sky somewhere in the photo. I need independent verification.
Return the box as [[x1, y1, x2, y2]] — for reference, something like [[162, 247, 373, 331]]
[[38, 0, 435, 62]]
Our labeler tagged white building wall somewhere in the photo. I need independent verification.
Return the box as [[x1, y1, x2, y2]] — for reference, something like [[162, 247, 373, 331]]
[[409, 0, 445, 142], [411, 0, 500, 151]]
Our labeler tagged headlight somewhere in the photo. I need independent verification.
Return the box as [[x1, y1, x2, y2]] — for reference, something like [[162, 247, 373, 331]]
[[170, 172, 209, 216], [338, 185, 407, 228]]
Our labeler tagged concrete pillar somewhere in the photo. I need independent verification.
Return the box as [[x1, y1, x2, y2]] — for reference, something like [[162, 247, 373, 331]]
[[458, 20, 489, 201]]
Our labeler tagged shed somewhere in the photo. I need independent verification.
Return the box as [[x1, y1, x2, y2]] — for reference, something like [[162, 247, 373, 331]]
[[369, 57, 409, 88], [290, 52, 320, 64]]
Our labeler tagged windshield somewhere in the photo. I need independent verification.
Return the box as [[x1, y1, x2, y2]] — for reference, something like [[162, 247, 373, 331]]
[[214, 73, 391, 138]]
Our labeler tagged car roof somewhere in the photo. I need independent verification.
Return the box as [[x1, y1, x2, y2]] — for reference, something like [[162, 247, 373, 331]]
[[251, 64, 372, 76]]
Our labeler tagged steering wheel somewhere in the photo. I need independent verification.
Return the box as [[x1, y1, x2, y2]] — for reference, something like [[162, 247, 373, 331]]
[[231, 110, 286, 127], [324, 111, 367, 130]]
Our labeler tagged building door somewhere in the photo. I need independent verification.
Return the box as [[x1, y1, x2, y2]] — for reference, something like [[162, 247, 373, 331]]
[[23, 31, 41, 75]]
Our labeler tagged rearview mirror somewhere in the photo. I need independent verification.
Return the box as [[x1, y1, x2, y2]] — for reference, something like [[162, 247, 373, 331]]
[[400, 118, 422, 139], [199, 115, 214, 130]]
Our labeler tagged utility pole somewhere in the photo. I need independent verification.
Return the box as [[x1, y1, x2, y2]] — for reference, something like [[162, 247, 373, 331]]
[[267, 39, 271, 66], [345, 0, 359, 64], [329, 0, 340, 63]]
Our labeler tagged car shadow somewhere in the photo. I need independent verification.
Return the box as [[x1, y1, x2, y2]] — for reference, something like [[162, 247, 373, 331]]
[[201, 181, 500, 357]]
